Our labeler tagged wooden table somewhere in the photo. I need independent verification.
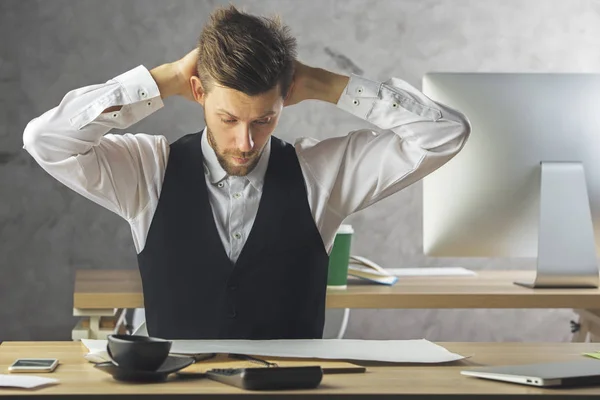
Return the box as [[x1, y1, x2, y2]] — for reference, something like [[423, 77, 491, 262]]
[[2, 341, 600, 398], [72, 270, 600, 341]]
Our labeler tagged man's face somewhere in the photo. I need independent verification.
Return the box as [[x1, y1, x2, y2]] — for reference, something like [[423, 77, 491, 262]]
[[193, 80, 284, 176]]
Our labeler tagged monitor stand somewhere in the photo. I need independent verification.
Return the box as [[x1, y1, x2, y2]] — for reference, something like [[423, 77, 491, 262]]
[[514, 162, 599, 288]]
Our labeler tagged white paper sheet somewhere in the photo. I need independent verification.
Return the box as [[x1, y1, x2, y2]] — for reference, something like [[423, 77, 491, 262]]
[[170, 339, 466, 363], [81, 339, 110, 363], [0, 374, 58, 389], [81, 339, 106, 353], [81, 338, 466, 363], [386, 267, 476, 277]]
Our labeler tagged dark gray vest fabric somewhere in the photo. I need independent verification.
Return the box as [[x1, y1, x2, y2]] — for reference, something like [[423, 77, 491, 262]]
[[137, 131, 329, 339]]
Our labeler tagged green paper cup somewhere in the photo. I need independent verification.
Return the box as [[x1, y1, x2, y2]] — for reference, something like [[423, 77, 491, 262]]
[[327, 224, 354, 289]]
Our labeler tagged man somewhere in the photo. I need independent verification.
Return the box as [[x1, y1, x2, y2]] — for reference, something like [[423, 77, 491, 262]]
[[23, 6, 470, 340]]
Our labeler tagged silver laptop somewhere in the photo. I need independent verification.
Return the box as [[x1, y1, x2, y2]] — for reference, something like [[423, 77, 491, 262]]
[[461, 360, 600, 387]]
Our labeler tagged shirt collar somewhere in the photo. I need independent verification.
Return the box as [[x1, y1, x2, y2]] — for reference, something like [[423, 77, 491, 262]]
[[200, 127, 271, 192]]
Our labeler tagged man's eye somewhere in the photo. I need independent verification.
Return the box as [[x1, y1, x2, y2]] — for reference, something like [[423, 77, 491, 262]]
[[221, 119, 237, 124], [254, 118, 271, 125]]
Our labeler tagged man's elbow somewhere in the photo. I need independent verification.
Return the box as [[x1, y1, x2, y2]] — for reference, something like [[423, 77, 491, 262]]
[[22, 117, 54, 163], [22, 117, 41, 153], [449, 112, 471, 155]]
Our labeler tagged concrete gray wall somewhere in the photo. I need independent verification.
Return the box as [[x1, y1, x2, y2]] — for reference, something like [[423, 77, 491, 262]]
[[2, 0, 600, 341]]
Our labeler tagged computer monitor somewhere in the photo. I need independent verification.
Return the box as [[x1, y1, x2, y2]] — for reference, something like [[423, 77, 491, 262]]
[[422, 73, 600, 288]]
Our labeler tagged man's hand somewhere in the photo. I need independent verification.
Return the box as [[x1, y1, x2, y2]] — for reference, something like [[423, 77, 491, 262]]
[[283, 61, 313, 107], [284, 60, 350, 107], [150, 49, 199, 101], [172, 49, 200, 101]]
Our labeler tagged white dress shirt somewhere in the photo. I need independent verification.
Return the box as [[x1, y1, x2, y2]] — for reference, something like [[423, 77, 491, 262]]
[[23, 65, 470, 262]]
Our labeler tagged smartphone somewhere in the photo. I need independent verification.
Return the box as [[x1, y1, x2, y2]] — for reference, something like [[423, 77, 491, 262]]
[[8, 358, 58, 373]]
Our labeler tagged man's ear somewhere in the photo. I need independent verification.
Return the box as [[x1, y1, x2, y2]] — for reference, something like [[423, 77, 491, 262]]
[[283, 80, 295, 107], [285, 80, 294, 101], [190, 76, 206, 106]]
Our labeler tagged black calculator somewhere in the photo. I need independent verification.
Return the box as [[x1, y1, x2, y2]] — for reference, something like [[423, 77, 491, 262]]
[[206, 366, 323, 390]]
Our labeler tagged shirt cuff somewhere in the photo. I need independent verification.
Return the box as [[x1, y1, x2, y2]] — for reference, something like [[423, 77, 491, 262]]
[[336, 74, 381, 120], [336, 75, 443, 130], [111, 65, 164, 122]]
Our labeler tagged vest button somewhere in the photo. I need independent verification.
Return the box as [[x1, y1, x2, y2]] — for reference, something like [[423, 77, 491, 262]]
[[229, 310, 237, 318], [228, 285, 237, 291]]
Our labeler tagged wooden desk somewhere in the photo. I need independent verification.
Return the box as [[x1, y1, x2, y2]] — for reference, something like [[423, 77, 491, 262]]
[[75, 269, 600, 309], [72, 270, 600, 340], [2, 341, 600, 398]]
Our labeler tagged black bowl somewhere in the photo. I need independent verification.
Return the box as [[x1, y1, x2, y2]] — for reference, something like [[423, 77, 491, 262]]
[[107, 334, 172, 372]]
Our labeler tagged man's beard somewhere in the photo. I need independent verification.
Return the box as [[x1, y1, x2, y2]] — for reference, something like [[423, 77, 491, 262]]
[[206, 127, 262, 177]]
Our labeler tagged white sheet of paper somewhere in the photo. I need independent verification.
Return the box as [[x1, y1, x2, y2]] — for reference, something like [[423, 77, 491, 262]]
[[81, 339, 110, 363], [81, 339, 466, 364], [170, 339, 466, 363], [0, 374, 58, 389], [386, 267, 476, 277], [81, 339, 106, 353], [82, 339, 466, 363]]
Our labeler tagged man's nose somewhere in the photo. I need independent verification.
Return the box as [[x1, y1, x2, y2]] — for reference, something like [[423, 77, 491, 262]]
[[235, 126, 254, 153]]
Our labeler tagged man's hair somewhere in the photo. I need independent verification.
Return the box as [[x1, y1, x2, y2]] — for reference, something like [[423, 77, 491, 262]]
[[197, 5, 297, 98]]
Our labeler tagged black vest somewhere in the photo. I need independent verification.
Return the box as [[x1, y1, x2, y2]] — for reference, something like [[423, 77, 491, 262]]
[[137, 131, 329, 340]]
